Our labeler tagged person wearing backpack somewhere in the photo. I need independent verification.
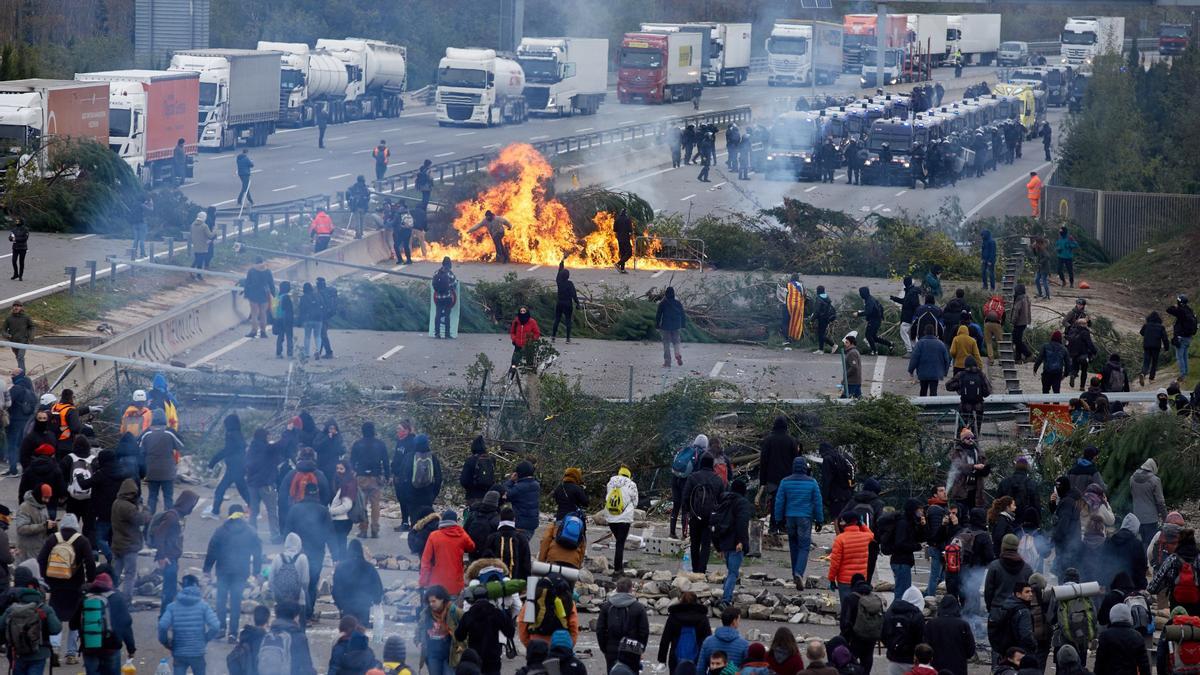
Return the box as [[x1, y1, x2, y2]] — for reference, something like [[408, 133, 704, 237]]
[[36, 512, 93, 665], [332, 538, 383, 629], [1094, 603, 1152, 675], [1150, 528, 1200, 615], [757, 418, 798, 536], [539, 508, 587, 570], [907, 325, 951, 397], [670, 435, 708, 539], [157, 574, 219, 674], [1167, 294, 1197, 381], [269, 533, 310, 613], [399, 433, 442, 520], [988, 583, 1037, 668], [284, 482, 332, 620], [7, 371, 37, 474], [517, 572, 580, 648], [658, 591, 712, 674], [502, 461, 541, 536], [946, 356, 991, 434], [811, 285, 837, 354], [202, 505, 263, 640], [420, 510, 474, 596], [1050, 478, 1083, 578], [982, 294, 1006, 366], [459, 436, 496, 505], [350, 422, 389, 539], [881, 586, 926, 675], [151, 489, 198, 614], [683, 455, 725, 574], [389, 420, 416, 530], [605, 467, 639, 574], [1, 563, 62, 674], [453, 583, 516, 675], [484, 506, 530, 581], [838, 574, 881, 673], [1148, 511, 1187, 573], [140, 409, 183, 515], [597, 577, 650, 673], [261, 600, 317, 675], [551, 467, 588, 521], [18, 444, 66, 521], [226, 604, 269, 675], [773, 457, 823, 586], [705, 439, 734, 487], [1032, 330, 1070, 394], [698, 607, 750, 670], [713, 480, 751, 605], [61, 436, 95, 537], [817, 443, 855, 530], [462, 490, 501, 561], [108, 479, 147, 599], [1102, 515, 1149, 594], [80, 571, 135, 675], [86, 450, 126, 565], [328, 616, 381, 675], [1130, 459, 1167, 548]]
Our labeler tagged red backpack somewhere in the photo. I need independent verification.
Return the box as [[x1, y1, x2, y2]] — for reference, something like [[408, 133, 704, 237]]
[[983, 296, 1005, 322], [1169, 615, 1200, 674], [1176, 561, 1200, 605]]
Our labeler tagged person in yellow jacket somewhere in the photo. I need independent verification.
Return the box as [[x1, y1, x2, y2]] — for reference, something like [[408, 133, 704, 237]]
[[119, 389, 153, 437], [950, 324, 982, 374], [1026, 171, 1043, 218]]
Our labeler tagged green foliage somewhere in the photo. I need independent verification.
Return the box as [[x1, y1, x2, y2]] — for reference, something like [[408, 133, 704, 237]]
[[804, 394, 925, 480], [687, 215, 767, 269], [560, 188, 654, 230]]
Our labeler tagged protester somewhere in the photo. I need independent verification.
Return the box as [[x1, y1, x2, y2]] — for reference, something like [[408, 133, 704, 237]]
[[328, 616, 381, 674], [36, 512, 94, 665], [417, 585, 462, 675], [908, 325, 950, 396], [597, 577, 651, 673], [202, 505, 262, 639], [332, 539, 384, 627], [757, 418, 798, 535], [604, 467, 638, 574], [285, 482, 332, 620], [1093, 604, 1152, 675], [983, 534, 1033, 612], [266, 601, 318, 675], [828, 512, 873, 605], [774, 457, 823, 586], [453, 585, 516, 675], [420, 510, 474, 596], [843, 333, 863, 399], [157, 575, 219, 674], [881, 586, 926, 674], [1149, 528, 1200, 615], [988, 583, 1036, 668], [657, 287, 687, 367], [141, 410, 183, 514], [329, 460, 360, 560], [1, 564, 62, 674], [838, 574, 881, 672], [698, 607, 749, 670], [80, 571, 135, 675], [350, 422, 389, 539], [269, 533, 311, 618], [922, 596, 973, 675], [714, 480, 752, 606], [658, 591, 712, 673], [245, 428, 282, 540], [151, 489, 198, 613], [459, 436, 496, 505], [683, 455, 725, 574]]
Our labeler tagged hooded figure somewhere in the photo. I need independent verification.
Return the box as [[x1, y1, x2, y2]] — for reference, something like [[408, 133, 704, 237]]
[[420, 511, 474, 595], [881, 586, 927, 667], [332, 538, 384, 626], [269, 532, 311, 609], [1094, 603, 1152, 675], [1130, 458, 1166, 542], [983, 534, 1032, 610], [1051, 478, 1082, 575], [503, 461, 541, 533], [551, 467, 588, 520], [596, 580, 650, 672], [817, 442, 855, 523], [657, 594, 712, 669], [465, 491, 502, 558], [681, 454, 725, 573], [13, 488, 49, 562], [922, 595, 974, 675], [156, 579, 219, 660], [401, 434, 443, 515], [1102, 514, 1148, 592], [37, 512, 95, 629]]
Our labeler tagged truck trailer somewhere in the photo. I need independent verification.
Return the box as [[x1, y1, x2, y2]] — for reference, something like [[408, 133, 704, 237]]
[[640, 22, 751, 86], [169, 49, 281, 150], [315, 38, 407, 119], [74, 70, 198, 186], [1060, 16, 1125, 65], [842, 14, 908, 73], [0, 78, 109, 173], [256, 41, 348, 126], [516, 37, 607, 116], [946, 14, 1002, 66], [906, 14, 949, 68], [766, 20, 843, 87], [436, 48, 526, 126], [617, 32, 702, 104]]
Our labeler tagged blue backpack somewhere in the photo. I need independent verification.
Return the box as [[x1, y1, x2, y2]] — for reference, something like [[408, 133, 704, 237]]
[[676, 625, 698, 663], [556, 511, 585, 550], [672, 446, 701, 478]]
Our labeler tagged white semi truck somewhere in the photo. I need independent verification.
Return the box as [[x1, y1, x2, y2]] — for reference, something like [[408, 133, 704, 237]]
[[765, 20, 844, 87], [0, 79, 109, 173], [168, 49, 281, 150], [946, 14, 1002, 65], [256, 41, 349, 125], [315, 38, 407, 119], [74, 70, 199, 185], [516, 37, 607, 116], [1061, 16, 1125, 65], [640, 22, 752, 86], [906, 14, 949, 66], [436, 48, 526, 126]]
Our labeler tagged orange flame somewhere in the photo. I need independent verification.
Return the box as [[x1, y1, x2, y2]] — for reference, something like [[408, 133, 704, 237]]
[[436, 143, 673, 269]]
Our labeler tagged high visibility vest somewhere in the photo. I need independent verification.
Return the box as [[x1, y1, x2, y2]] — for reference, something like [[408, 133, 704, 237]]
[[310, 212, 334, 236], [1027, 176, 1043, 200], [51, 402, 75, 441], [120, 406, 152, 437]]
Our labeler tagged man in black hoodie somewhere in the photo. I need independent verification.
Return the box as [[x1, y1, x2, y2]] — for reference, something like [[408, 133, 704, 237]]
[[1050, 477, 1082, 578], [87, 449, 128, 562], [350, 422, 388, 538], [818, 443, 855, 528], [203, 505, 263, 638], [757, 417, 797, 534], [465, 491, 501, 560], [597, 577, 650, 673], [714, 480, 752, 606], [889, 499, 927, 596], [1094, 603, 1151, 675], [454, 593, 515, 675], [989, 583, 1037, 666], [882, 586, 927, 673], [890, 276, 921, 355], [682, 455, 725, 574], [459, 436, 496, 504], [484, 505, 531, 581], [997, 456, 1041, 521], [855, 286, 893, 355], [923, 595, 974, 675], [838, 573, 879, 672], [984, 534, 1032, 612]]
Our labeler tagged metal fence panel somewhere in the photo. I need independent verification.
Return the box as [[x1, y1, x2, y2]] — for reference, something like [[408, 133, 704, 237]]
[[1102, 191, 1200, 260], [1044, 184, 1098, 238]]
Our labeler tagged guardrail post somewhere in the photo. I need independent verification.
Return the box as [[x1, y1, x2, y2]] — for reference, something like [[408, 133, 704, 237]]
[[251, 213, 260, 234], [65, 266, 77, 294], [235, 217, 244, 239], [323, 195, 331, 211], [165, 237, 175, 263], [221, 223, 228, 244], [147, 242, 156, 262], [185, 237, 192, 257], [269, 214, 277, 232], [86, 260, 96, 289], [109, 260, 118, 289], [628, 365, 634, 403]]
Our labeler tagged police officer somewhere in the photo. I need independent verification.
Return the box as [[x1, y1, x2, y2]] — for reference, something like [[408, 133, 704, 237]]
[[726, 123, 741, 171], [737, 128, 752, 180], [669, 126, 683, 168], [990, 126, 1004, 170], [973, 132, 988, 178], [682, 124, 697, 164], [818, 138, 837, 183], [878, 142, 893, 185], [910, 141, 926, 189], [926, 142, 941, 188], [316, 105, 329, 149], [935, 81, 945, 107], [844, 138, 861, 185], [1041, 122, 1053, 161]]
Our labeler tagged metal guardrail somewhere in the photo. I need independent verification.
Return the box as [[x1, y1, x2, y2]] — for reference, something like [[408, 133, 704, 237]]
[[1026, 36, 1160, 56], [633, 235, 706, 271], [1044, 184, 1200, 261]]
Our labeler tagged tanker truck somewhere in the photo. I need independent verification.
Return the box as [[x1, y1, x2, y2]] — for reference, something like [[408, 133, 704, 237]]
[[0, 78, 109, 174], [256, 41, 349, 125], [516, 37, 607, 116], [315, 38, 406, 119], [436, 48, 526, 126], [168, 49, 281, 150], [74, 69, 199, 186]]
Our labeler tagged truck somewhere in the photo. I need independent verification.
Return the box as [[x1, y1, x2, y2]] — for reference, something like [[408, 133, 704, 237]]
[[640, 22, 751, 86], [1060, 16, 1125, 65], [0, 79, 109, 173], [906, 14, 949, 67], [436, 48, 526, 126], [1158, 23, 1192, 56], [315, 38, 407, 119], [617, 32, 702, 104], [256, 41, 349, 125], [515, 37, 607, 116], [765, 20, 843, 87], [946, 14, 1002, 66], [168, 49, 281, 150], [842, 14, 907, 73], [860, 47, 908, 87], [74, 70, 198, 186]]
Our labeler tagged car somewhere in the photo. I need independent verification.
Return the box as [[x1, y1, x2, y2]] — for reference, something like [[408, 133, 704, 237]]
[[998, 41, 1030, 66]]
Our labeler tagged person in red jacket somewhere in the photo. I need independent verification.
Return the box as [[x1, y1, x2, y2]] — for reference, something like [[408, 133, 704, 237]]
[[509, 307, 542, 371], [828, 511, 874, 605], [419, 510, 475, 595], [309, 211, 335, 252]]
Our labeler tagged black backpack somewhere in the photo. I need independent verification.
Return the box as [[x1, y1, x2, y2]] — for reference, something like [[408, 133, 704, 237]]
[[688, 482, 718, 519], [1179, 305, 1198, 337], [709, 495, 738, 542], [957, 372, 986, 404], [875, 511, 901, 555], [433, 269, 454, 296], [472, 455, 496, 490]]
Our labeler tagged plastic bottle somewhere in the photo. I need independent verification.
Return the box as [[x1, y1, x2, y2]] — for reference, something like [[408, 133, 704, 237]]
[[155, 658, 171, 675], [121, 659, 137, 675], [679, 549, 691, 573]]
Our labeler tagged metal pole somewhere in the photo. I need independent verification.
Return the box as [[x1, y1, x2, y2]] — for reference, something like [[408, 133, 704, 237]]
[[65, 267, 77, 294], [109, 261, 117, 289], [628, 364, 634, 403], [235, 243, 450, 284], [0, 340, 194, 373], [166, 237, 175, 263], [86, 260, 96, 289], [811, 19, 818, 100], [106, 257, 245, 280], [877, 4, 887, 89]]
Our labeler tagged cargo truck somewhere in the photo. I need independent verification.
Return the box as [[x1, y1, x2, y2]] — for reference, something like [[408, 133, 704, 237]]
[[766, 20, 843, 87], [842, 14, 907, 73], [1060, 16, 1125, 65], [256, 41, 349, 125], [640, 22, 751, 86], [74, 70, 198, 186], [617, 32, 702, 104], [0, 79, 109, 173], [516, 37, 607, 116], [315, 38, 406, 119], [1159, 23, 1191, 56], [946, 14, 1002, 66], [436, 48, 526, 126], [906, 14, 948, 67], [169, 49, 281, 150]]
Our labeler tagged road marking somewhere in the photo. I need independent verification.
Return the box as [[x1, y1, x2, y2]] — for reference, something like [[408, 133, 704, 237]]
[[960, 159, 1054, 223], [894, 189, 908, 196], [188, 337, 251, 368], [0, 253, 10, 260], [574, 127, 593, 132], [272, 185, 298, 192], [353, 149, 372, 154], [327, 136, 348, 141], [404, 140, 427, 145], [711, 95, 730, 100], [212, 199, 235, 206], [651, 270, 666, 278], [804, 186, 817, 193], [873, 203, 884, 210], [385, 127, 406, 132], [870, 355, 888, 397], [681, 194, 696, 201], [710, 181, 726, 189], [455, 131, 477, 136], [298, 158, 321, 165], [530, 135, 549, 141], [267, 144, 293, 151], [249, 169, 262, 174], [482, 143, 500, 149], [527, 265, 541, 272], [377, 345, 405, 361], [709, 361, 726, 377], [400, 111, 437, 118], [619, 120, 637, 125], [609, 165, 676, 189], [368, 263, 408, 281], [328, 173, 352, 180], [72, 234, 96, 241], [434, 151, 455, 158]]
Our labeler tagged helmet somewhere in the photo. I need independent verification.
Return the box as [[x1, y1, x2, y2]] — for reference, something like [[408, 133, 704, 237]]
[[132, 389, 148, 403], [40, 393, 57, 407], [881, 142, 890, 149]]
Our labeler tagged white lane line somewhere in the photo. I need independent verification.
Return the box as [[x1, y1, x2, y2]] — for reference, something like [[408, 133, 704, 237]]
[[574, 127, 593, 132], [619, 120, 637, 125], [455, 131, 477, 137], [212, 199, 236, 207], [961, 159, 1054, 223], [267, 144, 293, 151], [328, 173, 352, 180], [711, 95, 730, 100], [434, 151, 455, 158], [392, 161, 408, 167], [72, 234, 97, 241], [377, 345, 405, 361], [870, 355, 888, 397], [353, 149, 372, 154], [272, 185, 298, 192], [709, 361, 726, 378], [249, 169, 262, 174], [385, 127, 405, 132], [651, 270, 666, 278], [681, 194, 696, 201], [873, 203, 885, 210], [895, 189, 908, 196], [400, 111, 436, 118], [298, 159, 321, 165], [404, 140, 427, 145], [527, 265, 541, 272], [608, 165, 675, 189], [0, 253, 9, 260], [530, 135, 549, 141], [188, 337, 251, 368], [804, 186, 818, 193], [835, 173, 845, 180], [327, 136, 348, 141], [710, 181, 727, 189], [482, 144, 500, 149]]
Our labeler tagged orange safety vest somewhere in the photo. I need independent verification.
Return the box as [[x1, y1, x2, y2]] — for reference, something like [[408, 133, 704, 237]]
[[120, 405, 153, 437], [1026, 175, 1043, 200], [309, 211, 334, 236], [51, 402, 75, 441]]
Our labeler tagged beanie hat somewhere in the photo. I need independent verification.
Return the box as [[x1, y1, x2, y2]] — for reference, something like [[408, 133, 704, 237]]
[[746, 643, 767, 662], [1083, 446, 1100, 460], [516, 461, 535, 478], [550, 629, 573, 651], [291, 415, 303, 429], [499, 505, 516, 522], [1051, 330, 1063, 342], [792, 457, 809, 475], [699, 454, 715, 470], [92, 573, 114, 591], [13, 566, 34, 588], [483, 491, 500, 509], [617, 467, 632, 479], [439, 510, 459, 528], [34, 443, 55, 456], [1109, 603, 1132, 625], [152, 408, 167, 426], [1002, 534, 1020, 553], [383, 635, 407, 663], [730, 479, 747, 496], [39, 484, 52, 501], [959, 427, 974, 440]]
